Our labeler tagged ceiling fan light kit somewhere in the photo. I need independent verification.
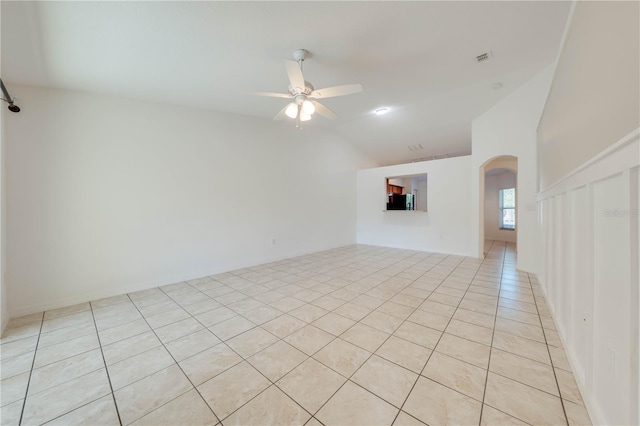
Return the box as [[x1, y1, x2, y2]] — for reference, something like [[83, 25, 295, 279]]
[[302, 100, 315, 115], [285, 103, 298, 119], [300, 112, 311, 122], [253, 49, 363, 128]]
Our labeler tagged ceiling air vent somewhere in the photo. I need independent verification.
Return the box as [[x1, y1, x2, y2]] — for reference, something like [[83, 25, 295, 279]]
[[476, 51, 493, 63], [408, 144, 424, 152]]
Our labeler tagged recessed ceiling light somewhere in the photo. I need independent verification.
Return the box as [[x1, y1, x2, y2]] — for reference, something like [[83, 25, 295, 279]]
[[492, 82, 503, 90], [375, 107, 389, 115]]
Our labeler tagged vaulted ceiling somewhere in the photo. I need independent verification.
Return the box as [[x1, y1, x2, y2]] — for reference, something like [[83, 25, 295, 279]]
[[1, 1, 571, 165]]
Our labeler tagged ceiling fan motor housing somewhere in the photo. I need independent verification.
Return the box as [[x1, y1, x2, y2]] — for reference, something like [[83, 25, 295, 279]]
[[288, 81, 314, 97], [293, 49, 309, 62]]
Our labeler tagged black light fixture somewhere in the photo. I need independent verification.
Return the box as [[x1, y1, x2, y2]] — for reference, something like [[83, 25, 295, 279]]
[[1, 79, 20, 113]]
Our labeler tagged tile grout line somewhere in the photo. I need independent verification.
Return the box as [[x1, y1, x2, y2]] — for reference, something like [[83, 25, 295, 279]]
[[7, 318, 130, 402], [528, 270, 571, 425], [305, 303, 429, 416], [199, 263, 400, 423], [155, 271, 360, 424], [132, 256, 392, 424], [222, 251, 445, 423], [264, 250, 440, 423], [206, 296, 358, 422], [275, 245, 571, 424], [123, 292, 225, 425], [155, 286, 316, 425], [177, 268, 353, 340], [88, 301, 124, 426], [478, 240, 508, 425], [19, 339, 100, 373], [3, 244, 583, 426], [394, 251, 490, 424], [271, 251, 446, 421], [17, 312, 45, 426], [308, 253, 469, 423], [479, 244, 568, 424]]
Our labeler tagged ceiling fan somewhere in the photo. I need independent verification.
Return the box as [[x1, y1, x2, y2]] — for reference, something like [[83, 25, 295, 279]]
[[253, 49, 363, 127]]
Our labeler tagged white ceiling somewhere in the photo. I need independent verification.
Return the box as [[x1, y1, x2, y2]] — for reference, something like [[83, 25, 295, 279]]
[[1, 1, 571, 166]]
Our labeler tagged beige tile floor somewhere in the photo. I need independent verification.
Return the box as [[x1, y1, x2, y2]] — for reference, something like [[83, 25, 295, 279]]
[[0, 242, 593, 425]]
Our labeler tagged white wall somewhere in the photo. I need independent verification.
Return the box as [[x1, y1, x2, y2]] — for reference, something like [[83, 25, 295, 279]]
[[472, 66, 554, 272], [0, 6, 8, 333], [5, 84, 375, 317], [1, 96, 7, 333], [416, 180, 427, 211], [535, 2, 640, 424], [538, 1, 639, 190], [356, 156, 474, 256], [484, 171, 517, 243]]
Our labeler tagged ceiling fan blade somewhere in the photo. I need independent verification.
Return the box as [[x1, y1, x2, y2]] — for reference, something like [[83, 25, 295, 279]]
[[285, 60, 305, 92], [311, 84, 363, 99], [273, 103, 291, 121], [251, 91, 292, 99], [312, 101, 337, 120]]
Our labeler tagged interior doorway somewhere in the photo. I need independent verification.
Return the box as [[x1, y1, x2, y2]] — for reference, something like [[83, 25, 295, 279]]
[[480, 156, 518, 256]]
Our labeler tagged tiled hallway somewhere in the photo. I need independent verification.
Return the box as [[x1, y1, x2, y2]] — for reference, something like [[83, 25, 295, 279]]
[[1, 243, 591, 425]]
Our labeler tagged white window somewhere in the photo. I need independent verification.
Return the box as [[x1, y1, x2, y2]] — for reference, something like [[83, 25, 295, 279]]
[[499, 188, 516, 230]]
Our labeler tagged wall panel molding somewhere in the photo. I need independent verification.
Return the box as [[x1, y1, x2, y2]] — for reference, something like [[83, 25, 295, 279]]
[[537, 128, 639, 426], [538, 129, 639, 199]]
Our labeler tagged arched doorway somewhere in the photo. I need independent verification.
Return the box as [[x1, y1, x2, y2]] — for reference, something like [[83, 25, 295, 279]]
[[479, 156, 518, 256]]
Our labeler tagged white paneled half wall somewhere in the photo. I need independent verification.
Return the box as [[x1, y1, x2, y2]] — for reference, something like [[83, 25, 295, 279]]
[[537, 129, 639, 425]]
